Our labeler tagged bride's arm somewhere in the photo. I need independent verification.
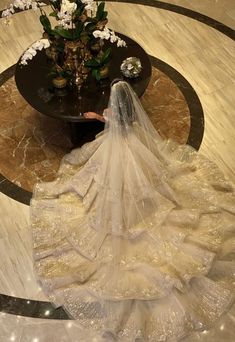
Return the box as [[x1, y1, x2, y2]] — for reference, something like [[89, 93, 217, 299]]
[[84, 111, 106, 122]]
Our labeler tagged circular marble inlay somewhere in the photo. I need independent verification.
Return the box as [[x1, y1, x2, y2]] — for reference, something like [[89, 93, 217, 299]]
[[0, 57, 204, 204], [0, 69, 188, 191]]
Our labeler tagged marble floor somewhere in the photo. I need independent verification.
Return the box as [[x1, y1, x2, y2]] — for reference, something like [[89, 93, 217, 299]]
[[0, 0, 235, 341]]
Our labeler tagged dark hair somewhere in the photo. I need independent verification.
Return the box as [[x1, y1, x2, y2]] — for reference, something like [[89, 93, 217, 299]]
[[116, 83, 135, 127], [110, 78, 124, 87]]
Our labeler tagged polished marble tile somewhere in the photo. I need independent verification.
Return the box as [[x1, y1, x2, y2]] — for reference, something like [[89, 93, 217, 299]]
[[159, 0, 235, 29], [0, 192, 47, 300], [0, 0, 13, 11]]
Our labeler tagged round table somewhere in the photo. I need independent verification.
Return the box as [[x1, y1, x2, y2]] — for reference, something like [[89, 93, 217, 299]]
[[15, 34, 152, 145]]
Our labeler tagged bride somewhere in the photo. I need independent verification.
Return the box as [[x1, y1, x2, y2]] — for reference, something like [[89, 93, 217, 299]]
[[31, 80, 235, 341]]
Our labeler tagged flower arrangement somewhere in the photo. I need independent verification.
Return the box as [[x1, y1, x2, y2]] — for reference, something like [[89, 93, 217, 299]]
[[2, 0, 127, 88], [120, 57, 142, 78]]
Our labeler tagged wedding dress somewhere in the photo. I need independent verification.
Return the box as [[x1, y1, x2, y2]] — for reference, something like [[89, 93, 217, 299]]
[[31, 81, 235, 341]]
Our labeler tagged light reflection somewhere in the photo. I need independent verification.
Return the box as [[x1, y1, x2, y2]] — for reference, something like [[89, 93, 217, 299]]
[[66, 322, 73, 328], [202, 330, 208, 335], [220, 324, 225, 331], [32, 338, 39, 342], [44, 310, 50, 316], [10, 335, 16, 341]]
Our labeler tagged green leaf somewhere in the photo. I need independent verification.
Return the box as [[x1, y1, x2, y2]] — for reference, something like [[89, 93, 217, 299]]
[[49, 0, 60, 10], [56, 44, 65, 53], [62, 69, 72, 79], [73, 21, 84, 39], [86, 17, 98, 23], [96, 2, 105, 21], [49, 12, 57, 17], [53, 26, 73, 39], [92, 69, 97, 78], [101, 47, 111, 64], [40, 15, 52, 34], [85, 59, 100, 68], [96, 70, 101, 81], [85, 22, 97, 33], [48, 71, 58, 78], [92, 68, 101, 81], [101, 11, 108, 20]]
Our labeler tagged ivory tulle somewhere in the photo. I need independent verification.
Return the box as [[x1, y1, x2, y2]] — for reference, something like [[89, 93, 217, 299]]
[[31, 81, 234, 341], [31, 127, 235, 341]]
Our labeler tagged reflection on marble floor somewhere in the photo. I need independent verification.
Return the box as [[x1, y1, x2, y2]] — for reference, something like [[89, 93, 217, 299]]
[[0, 304, 235, 342], [0, 68, 190, 192]]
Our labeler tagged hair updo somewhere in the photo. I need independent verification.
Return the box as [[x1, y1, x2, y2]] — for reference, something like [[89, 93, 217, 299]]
[[110, 80, 135, 127], [110, 78, 123, 87]]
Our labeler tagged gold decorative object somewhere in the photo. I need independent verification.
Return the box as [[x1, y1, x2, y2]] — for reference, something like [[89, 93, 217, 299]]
[[100, 65, 109, 79], [121, 57, 142, 78], [52, 77, 68, 89]]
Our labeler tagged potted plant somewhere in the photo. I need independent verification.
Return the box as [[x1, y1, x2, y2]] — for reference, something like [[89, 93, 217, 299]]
[[2, 1, 126, 89], [48, 65, 73, 88], [85, 47, 111, 80]]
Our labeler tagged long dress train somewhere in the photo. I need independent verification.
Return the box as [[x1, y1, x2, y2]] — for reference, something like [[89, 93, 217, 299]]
[[30, 81, 235, 341]]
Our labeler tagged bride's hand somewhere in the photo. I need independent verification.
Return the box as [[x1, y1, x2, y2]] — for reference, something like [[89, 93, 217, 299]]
[[84, 112, 98, 119], [84, 112, 106, 122]]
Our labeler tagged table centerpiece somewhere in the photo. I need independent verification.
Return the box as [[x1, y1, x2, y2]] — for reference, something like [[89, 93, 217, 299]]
[[2, 0, 126, 90]]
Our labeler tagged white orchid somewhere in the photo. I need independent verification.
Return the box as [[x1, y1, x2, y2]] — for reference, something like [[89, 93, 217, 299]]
[[110, 31, 118, 43], [93, 28, 110, 40], [57, 13, 73, 29], [27, 47, 37, 56], [57, 0, 78, 29], [93, 28, 126, 48], [117, 39, 127, 47], [2, 7, 14, 18], [60, 0, 77, 15], [31, 1, 39, 11], [1, 0, 40, 22], [20, 38, 50, 65], [31, 40, 46, 50], [13, 0, 32, 10], [81, 0, 95, 11]]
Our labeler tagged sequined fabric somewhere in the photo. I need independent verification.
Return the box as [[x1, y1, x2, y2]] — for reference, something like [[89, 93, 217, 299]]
[[31, 82, 235, 341]]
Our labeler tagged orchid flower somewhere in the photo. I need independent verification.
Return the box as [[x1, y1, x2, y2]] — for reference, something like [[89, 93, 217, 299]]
[[93, 28, 127, 48], [20, 38, 50, 65]]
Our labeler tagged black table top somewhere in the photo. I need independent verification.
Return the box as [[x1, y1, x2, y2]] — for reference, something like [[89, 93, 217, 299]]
[[15, 34, 152, 123]]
